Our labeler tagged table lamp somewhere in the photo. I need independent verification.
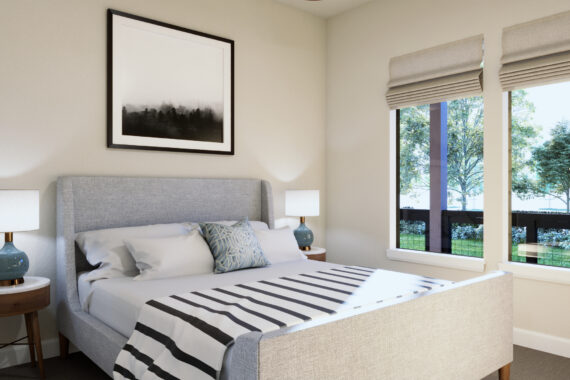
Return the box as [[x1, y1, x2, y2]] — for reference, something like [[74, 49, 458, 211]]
[[285, 190, 319, 250], [0, 190, 39, 286]]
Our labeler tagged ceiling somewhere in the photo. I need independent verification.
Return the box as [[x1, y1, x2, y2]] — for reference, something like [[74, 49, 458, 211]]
[[276, 0, 373, 18]]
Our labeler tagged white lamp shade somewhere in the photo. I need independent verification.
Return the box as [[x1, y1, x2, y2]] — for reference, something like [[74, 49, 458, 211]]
[[0, 190, 40, 232], [285, 190, 319, 217]]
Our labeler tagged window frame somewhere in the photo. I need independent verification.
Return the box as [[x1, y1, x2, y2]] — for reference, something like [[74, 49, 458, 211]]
[[388, 108, 485, 272], [498, 91, 570, 284]]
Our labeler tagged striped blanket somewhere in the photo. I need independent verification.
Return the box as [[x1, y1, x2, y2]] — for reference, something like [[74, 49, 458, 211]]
[[114, 266, 452, 380]]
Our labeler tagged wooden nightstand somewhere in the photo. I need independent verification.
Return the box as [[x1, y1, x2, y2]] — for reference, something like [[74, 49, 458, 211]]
[[303, 247, 326, 262], [0, 277, 50, 379]]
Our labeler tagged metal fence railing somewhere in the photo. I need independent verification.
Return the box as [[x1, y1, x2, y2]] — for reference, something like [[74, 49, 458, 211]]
[[398, 209, 570, 267], [399, 209, 483, 257]]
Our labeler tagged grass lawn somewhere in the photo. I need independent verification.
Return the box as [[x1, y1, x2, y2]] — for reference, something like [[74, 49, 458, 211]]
[[399, 233, 426, 251], [400, 233, 483, 257], [512, 245, 570, 268], [400, 233, 570, 267]]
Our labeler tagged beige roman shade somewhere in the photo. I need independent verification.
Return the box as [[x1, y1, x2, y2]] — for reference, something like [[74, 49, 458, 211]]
[[386, 35, 484, 109], [500, 10, 570, 91]]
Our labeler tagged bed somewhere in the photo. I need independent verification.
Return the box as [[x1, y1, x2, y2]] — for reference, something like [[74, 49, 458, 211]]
[[56, 176, 513, 379]]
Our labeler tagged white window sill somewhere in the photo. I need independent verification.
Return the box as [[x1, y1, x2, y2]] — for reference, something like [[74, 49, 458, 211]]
[[498, 262, 570, 285], [387, 248, 485, 272]]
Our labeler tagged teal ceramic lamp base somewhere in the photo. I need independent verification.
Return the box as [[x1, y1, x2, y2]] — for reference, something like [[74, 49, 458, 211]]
[[0, 233, 29, 286], [294, 217, 314, 251]]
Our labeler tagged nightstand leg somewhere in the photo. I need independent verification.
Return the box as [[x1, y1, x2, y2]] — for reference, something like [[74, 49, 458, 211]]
[[31, 311, 45, 379], [24, 313, 36, 366]]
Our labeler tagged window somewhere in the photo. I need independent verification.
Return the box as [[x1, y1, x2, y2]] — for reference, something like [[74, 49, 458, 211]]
[[397, 96, 484, 257], [510, 81, 570, 269], [387, 35, 484, 268]]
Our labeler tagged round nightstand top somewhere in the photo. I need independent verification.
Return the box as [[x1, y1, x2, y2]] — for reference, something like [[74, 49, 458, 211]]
[[0, 276, 50, 295], [304, 246, 326, 255]]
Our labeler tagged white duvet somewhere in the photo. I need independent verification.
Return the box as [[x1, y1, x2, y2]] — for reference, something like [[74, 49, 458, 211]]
[[78, 260, 341, 337]]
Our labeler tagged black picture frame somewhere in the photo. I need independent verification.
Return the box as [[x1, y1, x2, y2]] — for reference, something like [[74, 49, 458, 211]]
[[107, 9, 234, 155]]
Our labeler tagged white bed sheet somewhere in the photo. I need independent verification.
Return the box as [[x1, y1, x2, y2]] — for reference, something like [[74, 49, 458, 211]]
[[78, 271, 93, 310], [80, 260, 340, 337]]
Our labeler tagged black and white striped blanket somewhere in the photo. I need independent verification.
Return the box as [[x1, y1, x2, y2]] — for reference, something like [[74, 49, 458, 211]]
[[114, 266, 452, 380]]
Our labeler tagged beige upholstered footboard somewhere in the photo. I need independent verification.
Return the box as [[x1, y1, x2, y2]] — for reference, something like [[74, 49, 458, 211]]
[[258, 271, 512, 380]]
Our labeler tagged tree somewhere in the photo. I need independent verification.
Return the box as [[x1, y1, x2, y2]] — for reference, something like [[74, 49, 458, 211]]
[[447, 92, 539, 210], [530, 120, 570, 212], [446, 97, 484, 210], [399, 105, 430, 197], [511, 90, 540, 197], [399, 92, 538, 211], [398, 99, 486, 210]]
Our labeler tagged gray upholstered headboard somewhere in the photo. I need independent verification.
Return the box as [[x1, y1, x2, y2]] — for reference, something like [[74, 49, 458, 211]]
[[60, 176, 274, 232], [56, 176, 274, 311]]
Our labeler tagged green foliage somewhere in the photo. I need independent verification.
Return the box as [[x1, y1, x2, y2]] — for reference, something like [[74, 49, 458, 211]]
[[529, 120, 570, 212], [512, 227, 526, 244], [399, 219, 426, 235], [510, 90, 540, 197], [510, 88, 570, 212], [398, 97, 487, 211], [446, 97, 484, 210], [452, 223, 483, 241], [538, 228, 570, 250], [399, 105, 430, 195]]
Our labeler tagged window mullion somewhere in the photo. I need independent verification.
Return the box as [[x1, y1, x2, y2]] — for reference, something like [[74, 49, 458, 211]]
[[429, 103, 448, 253]]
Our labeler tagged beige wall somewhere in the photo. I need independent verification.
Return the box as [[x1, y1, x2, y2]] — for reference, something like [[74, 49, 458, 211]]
[[0, 0, 325, 355], [326, 0, 570, 341]]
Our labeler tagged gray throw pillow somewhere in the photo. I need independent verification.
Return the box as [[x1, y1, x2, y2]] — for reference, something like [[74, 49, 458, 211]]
[[200, 219, 270, 273]]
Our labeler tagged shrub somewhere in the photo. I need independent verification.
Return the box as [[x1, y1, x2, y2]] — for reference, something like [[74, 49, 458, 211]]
[[538, 228, 570, 249], [400, 220, 425, 235], [452, 224, 483, 241], [511, 227, 526, 244]]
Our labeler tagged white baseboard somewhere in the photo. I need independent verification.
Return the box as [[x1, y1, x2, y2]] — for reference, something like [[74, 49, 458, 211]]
[[0, 337, 78, 369], [514, 327, 570, 358]]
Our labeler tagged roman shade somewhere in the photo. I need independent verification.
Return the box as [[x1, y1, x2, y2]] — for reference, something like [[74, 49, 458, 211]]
[[500, 10, 570, 91], [386, 35, 484, 109]]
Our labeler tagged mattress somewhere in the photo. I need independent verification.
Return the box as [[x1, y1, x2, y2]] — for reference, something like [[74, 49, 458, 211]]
[[78, 260, 343, 337]]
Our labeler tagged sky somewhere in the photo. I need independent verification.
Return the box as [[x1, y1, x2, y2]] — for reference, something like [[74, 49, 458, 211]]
[[525, 81, 570, 143]]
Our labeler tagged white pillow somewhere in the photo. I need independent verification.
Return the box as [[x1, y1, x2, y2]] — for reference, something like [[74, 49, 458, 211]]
[[254, 227, 306, 264], [124, 230, 214, 280], [76, 223, 189, 281]]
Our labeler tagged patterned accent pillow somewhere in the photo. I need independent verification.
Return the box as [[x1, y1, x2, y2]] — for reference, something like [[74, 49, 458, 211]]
[[200, 219, 270, 273]]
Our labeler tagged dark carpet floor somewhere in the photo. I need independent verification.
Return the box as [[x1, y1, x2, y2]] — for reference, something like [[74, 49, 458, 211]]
[[0, 352, 107, 379], [0, 345, 568, 379]]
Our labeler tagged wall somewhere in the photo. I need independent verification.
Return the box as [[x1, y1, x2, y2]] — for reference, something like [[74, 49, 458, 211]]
[[326, 0, 570, 350], [0, 0, 325, 366]]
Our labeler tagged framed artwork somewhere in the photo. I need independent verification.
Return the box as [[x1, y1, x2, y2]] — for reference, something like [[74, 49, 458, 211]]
[[107, 9, 234, 154]]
